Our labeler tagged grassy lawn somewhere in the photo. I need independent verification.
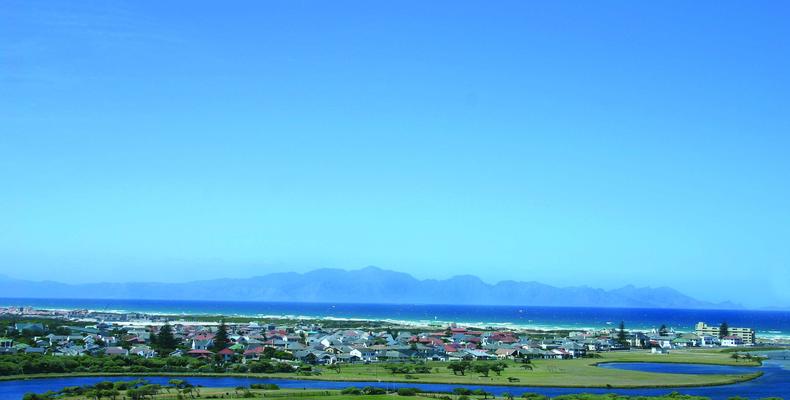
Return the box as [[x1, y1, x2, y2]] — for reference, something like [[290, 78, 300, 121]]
[[4, 350, 764, 389], [272, 350, 762, 388]]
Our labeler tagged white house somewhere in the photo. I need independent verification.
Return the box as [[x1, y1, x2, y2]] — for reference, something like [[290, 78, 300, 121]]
[[700, 335, 719, 347], [721, 336, 744, 347]]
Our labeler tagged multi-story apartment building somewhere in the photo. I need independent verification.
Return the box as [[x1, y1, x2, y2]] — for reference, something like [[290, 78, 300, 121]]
[[695, 322, 754, 345]]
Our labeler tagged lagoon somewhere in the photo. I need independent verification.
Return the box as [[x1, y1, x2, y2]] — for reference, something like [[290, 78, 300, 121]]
[[3, 359, 788, 400]]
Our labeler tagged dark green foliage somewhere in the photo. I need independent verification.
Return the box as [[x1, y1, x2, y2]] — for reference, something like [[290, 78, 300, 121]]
[[338, 386, 386, 396], [22, 379, 153, 400], [260, 346, 294, 360], [0, 354, 208, 376], [446, 360, 471, 375], [720, 321, 730, 338], [618, 321, 628, 345], [22, 393, 56, 400], [491, 361, 508, 375], [211, 320, 230, 352], [0, 361, 22, 375], [472, 363, 490, 377], [341, 387, 362, 395], [154, 322, 178, 355], [247, 360, 294, 373], [396, 387, 420, 396], [362, 386, 386, 395], [249, 383, 280, 390]]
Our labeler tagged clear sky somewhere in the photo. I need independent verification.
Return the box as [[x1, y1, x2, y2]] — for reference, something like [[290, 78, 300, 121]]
[[2, 1, 789, 308]]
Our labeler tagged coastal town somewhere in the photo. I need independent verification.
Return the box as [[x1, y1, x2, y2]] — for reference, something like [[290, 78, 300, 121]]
[[0, 305, 775, 369]]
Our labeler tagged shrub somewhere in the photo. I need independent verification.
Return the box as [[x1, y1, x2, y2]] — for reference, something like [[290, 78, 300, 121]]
[[397, 388, 420, 396], [250, 383, 279, 390], [362, 386, 387, 395], [341, 387, 362, 395]]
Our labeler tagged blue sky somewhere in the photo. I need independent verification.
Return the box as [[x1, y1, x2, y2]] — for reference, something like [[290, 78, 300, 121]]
[[1, 1, 789, 308]]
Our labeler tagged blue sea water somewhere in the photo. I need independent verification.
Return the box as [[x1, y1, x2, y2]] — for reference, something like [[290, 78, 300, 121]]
[[2, 298, 789, 337], [1, 298, 790, 398]]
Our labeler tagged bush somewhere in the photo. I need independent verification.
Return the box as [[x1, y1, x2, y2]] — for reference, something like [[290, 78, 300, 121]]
[[341, 387, 362, 395], [23, 393, 53, 400], [249, 383, 279, 390], [397, 388, 420, 396], [0, 362, 22, 376], [362, 386, 386, 395]]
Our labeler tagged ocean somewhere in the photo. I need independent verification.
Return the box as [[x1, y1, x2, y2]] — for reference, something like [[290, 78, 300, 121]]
[[2, 298, 789, 338]]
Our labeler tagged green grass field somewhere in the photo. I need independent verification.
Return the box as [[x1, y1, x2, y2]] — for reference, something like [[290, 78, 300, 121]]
[[5, 349, 764, 389], [270, 349, 762, 388]]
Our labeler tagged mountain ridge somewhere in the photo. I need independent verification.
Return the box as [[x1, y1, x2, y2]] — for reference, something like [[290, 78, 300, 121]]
[[0, 266, 740, 309]]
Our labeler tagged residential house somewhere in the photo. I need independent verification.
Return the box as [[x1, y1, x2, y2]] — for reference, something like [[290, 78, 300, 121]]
[[25, 347, 47, 355], [349, 347, 378, 362], [217, 348, 235, 362], [192, 339, 214, 350], [721, 336, 744, 347], [494, 348, 518, 359], [105, 347, 129, 356], [15, 323, 45, 334], [130, 345, 157, 358], [187, 349, 214, 358]]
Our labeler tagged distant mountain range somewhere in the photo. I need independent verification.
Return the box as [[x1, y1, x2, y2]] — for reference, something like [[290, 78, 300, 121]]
[[0, 267, 740, 309]]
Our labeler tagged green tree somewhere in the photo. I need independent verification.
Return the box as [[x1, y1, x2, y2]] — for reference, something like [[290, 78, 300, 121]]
[[446, 361, 470, 376], [659, 324, 669, 336], [211, 320, 230, 352], [0, 361, 21, 375], [299, 331, 307, 345], [720, 321, 730, 338], [155, 322, 178, 355], [491, 362, 507, 376], [472, 363, 490, 377], [617, 321, 628, 345]]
